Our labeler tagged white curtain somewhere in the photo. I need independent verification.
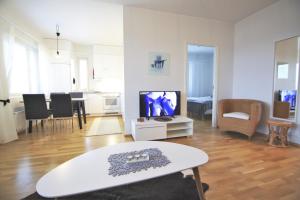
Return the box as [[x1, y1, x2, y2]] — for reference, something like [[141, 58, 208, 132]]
[[188, 52, 214, 97], [0, 18, 18, 143]]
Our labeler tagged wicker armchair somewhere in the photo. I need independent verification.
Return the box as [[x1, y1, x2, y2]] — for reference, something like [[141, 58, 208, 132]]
[[217, 99, 263, 139]]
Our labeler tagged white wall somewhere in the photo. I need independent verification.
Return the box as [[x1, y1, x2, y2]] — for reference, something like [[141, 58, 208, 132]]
[[232, 0, 300, 143], [124, 7, 234, 134]]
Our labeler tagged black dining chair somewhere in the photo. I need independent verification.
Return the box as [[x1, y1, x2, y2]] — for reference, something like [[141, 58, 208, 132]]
[[69, 92, 83, 112], [50, 93, 74, 130], [22, 94, 51, 134], [49, 92, 65, 110], [50, 92, 65, 98], [69, 92, 83, 98]]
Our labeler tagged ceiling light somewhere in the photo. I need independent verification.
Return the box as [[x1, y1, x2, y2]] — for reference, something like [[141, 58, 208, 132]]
[[56, 24, 60, 55]]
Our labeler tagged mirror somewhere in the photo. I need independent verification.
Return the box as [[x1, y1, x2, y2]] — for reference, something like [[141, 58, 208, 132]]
[[273, 36, 300, 121]]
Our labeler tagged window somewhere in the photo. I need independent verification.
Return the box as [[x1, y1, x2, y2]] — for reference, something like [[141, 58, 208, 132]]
[[79, 58, 88, 90], [277, 64, 289, 79], [9, 40, 39, 95]]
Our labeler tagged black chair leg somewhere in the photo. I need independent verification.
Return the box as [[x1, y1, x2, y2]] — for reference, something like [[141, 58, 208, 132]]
[[77, 103, 82, 129], [29, 120, 32, 133], [81, 101, 86, 124]]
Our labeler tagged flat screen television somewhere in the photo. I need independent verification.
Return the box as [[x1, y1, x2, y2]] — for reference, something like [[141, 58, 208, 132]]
[[139, 91, 181, 118], [279, 90, 297, 110]]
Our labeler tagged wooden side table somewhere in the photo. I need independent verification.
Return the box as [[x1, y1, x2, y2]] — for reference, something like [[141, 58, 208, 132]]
[[267, 119, 294, 147]]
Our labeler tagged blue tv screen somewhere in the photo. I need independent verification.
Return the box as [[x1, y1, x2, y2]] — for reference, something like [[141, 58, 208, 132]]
[[139, 91, 181, 117], [280, 90, 297, 110]]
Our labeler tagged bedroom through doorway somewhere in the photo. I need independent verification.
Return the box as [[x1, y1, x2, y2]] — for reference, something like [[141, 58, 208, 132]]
[[186, 44, 216, 126]]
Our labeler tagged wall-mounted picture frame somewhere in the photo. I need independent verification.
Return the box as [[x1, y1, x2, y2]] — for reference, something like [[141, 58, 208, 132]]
[[148, 52, 170, 75]]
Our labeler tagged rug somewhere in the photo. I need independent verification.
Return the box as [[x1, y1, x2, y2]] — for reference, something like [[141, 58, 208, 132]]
[[86, 117, 122, 136], [22, 172, 209, 200]]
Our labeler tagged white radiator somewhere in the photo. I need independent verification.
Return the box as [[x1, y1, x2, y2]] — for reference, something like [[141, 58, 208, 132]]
[[13, 107, 26, 133]]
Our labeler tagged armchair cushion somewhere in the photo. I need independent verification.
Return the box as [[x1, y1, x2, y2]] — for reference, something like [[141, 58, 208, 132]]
[[223, 112, 250, 120]]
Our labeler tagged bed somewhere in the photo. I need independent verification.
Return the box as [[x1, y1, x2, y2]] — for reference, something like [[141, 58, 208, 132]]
[[187, 96, 212, 119]]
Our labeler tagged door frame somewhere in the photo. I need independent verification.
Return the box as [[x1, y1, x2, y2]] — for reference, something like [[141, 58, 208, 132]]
[[185, 43, 219, 127]]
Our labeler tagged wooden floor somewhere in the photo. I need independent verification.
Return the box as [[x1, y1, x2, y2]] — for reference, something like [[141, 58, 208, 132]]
[[1, 117, 300, 200]]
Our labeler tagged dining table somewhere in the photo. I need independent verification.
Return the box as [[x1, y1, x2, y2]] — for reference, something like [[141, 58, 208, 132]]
[[21, 97, 87, 133]]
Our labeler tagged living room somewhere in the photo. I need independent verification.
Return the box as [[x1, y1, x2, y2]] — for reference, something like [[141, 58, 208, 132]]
[[0, 0, 300, 199]]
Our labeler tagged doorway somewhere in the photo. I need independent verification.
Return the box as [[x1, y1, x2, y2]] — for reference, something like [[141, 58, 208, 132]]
[[186, 44, 217, 127]]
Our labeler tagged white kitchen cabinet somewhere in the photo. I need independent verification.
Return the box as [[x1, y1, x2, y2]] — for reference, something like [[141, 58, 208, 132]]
[[85, 93, 121, 115], [93, 54, 123, 79], [85, 93, 103, 115], [92, 45, 123, 80]]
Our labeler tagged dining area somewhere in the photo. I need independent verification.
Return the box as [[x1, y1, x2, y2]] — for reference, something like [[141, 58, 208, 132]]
[[21, 92, 87, 134]]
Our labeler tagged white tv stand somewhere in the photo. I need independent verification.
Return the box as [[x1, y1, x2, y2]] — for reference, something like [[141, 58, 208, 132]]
[[131, 116, 193, 141]]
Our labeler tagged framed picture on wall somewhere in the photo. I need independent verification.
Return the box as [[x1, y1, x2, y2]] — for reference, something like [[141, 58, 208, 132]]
[[148, 52, 170, 75]]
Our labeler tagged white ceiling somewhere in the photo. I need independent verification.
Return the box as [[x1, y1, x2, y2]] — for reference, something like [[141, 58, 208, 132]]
[[0, 0, 279, 45], [101, 0, 278, 22], [0, 0, 124, 45]]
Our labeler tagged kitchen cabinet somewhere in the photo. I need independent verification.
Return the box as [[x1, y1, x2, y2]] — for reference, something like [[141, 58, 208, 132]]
[[85, 92, 121, 115]]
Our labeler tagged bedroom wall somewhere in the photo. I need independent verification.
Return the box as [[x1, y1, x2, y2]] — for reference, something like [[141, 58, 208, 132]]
[[123, 6, 234, 134], [232, 0, 300, 143]]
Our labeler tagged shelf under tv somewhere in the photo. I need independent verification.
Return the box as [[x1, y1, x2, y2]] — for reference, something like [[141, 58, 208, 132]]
[[131, 116, 193, 141]]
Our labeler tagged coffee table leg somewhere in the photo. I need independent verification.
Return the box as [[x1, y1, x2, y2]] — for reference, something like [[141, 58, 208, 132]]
[[192, 167, 206, 200]]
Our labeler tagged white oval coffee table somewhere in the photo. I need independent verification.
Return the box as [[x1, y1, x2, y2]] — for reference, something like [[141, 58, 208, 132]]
[[36, 141, 208, 199]]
